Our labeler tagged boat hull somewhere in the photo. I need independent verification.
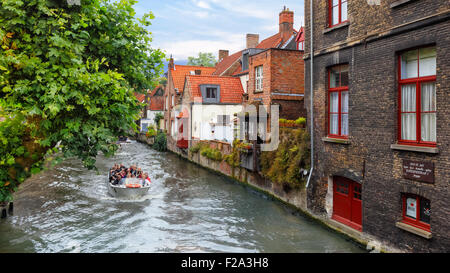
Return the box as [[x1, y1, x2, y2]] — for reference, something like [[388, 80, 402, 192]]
[[106, 179, 150, 199]]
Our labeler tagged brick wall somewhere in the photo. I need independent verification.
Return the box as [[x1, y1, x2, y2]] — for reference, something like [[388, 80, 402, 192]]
[[247, 49, 306, 119], [304, 0, 450, 252]]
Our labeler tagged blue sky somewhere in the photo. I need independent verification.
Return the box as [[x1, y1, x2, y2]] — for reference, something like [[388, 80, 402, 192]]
[[132, 0, 305, 63]]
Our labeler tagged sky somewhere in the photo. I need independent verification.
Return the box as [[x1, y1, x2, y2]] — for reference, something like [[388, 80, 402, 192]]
[[131, 0, 305, 65]]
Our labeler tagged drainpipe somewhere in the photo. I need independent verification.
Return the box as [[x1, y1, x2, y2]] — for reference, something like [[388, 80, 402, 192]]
[[306, 0, 314, 189]]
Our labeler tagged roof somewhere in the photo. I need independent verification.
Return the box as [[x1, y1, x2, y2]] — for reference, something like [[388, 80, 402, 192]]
[[170, 65, 216, 92], [213, 30, 298, 76], [134, 92, 146, 103], [295, 27, 305, 43], [213, 50, 243, 76], [149, 86, 164, 111], [256, 33, 282, 49], [185, 75, 244, 104]]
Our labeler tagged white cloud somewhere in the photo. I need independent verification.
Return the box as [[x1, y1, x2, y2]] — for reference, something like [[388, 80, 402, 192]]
[[157, 35, 244, 61], [193, 0, 212, 10]]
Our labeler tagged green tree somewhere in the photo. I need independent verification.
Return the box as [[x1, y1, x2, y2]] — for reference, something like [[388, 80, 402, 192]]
[[0, 0, 165, 202], [187, 52, 216, 67]]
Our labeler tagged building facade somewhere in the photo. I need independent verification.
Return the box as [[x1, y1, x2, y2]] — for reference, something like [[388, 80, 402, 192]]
[[304, 0, 450, 252]]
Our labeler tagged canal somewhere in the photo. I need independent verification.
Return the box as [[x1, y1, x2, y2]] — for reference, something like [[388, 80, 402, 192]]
[[0, 141, 366, 253]]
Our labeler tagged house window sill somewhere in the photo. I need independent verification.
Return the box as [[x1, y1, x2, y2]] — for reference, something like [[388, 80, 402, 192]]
[[391, 144, 439, 154], [322, 137, 350, 144], [323, 21, 350, 34], [254, 90, 264, 94], [396, 222, 432, 239], [390, 0, 417, 8]]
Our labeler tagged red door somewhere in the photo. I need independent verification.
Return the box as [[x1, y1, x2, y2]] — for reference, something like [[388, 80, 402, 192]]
[[332, 177, 362, 231]]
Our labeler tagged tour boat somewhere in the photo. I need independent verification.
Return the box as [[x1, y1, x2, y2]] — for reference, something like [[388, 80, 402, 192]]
[[117, 136, 132, 144], [106, 177, 151, 198]]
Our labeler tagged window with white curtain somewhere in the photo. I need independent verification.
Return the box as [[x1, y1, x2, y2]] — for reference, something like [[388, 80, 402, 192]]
[[399, 47, 436, 144], [255, 66, 263, 92], [329, 0, 348, 27], [328, 64, 349, 138]]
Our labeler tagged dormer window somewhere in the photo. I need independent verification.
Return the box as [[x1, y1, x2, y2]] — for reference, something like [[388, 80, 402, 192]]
[[200, 84, 221, 103]]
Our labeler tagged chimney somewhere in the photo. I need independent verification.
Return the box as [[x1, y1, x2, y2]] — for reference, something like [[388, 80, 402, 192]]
[[218, 50, 229, 62], [168, 55, 174, 70], [279, 6, 294, 45], [246, 34, 260, 49]]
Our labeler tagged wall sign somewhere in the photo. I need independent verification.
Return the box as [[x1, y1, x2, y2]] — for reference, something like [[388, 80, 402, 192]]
[[403, 160, 435, 184]]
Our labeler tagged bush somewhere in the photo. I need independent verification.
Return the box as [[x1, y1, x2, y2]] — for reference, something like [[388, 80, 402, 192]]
[[199, 145, 223, 161], [146, 127, 157, 138], [154, 113, 164, 129], [153, 131, 167, 152], [295, 117, 306, 125]]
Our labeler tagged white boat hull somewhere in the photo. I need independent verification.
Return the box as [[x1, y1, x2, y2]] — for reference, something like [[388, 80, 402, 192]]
[[106, 178, 150, 199]]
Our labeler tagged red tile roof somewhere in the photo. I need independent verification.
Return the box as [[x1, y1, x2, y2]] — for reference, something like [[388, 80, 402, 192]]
[[256, 33, 282, 49], [171, 65, 216, 92], [213, 50, 243, 76], [149, 86, 164, 111], [134, 92, 146, 103], [185, 75, 244, 104]]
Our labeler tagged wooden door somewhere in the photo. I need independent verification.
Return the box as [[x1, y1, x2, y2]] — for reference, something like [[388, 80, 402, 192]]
[[332, 176, 362, 231]]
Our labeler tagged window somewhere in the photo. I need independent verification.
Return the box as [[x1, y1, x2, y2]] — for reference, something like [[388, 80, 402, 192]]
[[328, 64, 349, 138], [206, 88, 217, 99], [298, 41, 304, 51], [402, 194, 431, 232], [255, 66, 263, 92], [217, 115, 230, 126], [171, 95, 174, 107], [329, 0, 348, 27], [200, 85, 220, 103], [398, 47, 436, 146]]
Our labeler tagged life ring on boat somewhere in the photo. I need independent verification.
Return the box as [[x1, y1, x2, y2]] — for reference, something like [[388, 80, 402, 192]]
[[126, 184, 142, 188]]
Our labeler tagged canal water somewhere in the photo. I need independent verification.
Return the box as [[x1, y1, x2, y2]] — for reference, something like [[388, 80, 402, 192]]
[[0, 141, 365, 253]]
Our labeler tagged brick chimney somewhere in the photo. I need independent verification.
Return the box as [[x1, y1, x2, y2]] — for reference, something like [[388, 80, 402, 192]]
[[279, 6, 294, 45], [168, 55, 174, 70], [246, 34, 260, 49], [218, 50, 229, 62]]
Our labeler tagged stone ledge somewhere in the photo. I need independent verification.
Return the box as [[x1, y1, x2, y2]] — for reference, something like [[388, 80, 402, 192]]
[[391, 144, 439, 154], [322, 21, 350, 34], [322, 137, 350, 144], [390, 0, 417, 8], [396, 222, 432, 239]]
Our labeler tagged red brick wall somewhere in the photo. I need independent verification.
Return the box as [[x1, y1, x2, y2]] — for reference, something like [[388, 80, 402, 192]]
[[247, 48, 305, 119]]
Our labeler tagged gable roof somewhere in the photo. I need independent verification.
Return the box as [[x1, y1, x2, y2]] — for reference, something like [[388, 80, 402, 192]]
[[213, 30, 298, 76], [295, 26, 305, 44], [149, 85, 164, 111], [213, 50, 243, 76], [170, 65, 216, 93], [185, 75, 244, 104]]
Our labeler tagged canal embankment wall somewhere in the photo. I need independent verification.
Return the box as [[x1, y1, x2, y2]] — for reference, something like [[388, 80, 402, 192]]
[[136, 133, 402, 253]]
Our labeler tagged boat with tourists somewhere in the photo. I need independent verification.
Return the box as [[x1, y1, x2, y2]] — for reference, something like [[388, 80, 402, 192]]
[[107, 164, 151, 198]]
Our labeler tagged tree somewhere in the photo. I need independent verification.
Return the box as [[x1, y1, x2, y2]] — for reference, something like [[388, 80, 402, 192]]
[[187, 52, 216, 67], [0, 0, 165, 202]]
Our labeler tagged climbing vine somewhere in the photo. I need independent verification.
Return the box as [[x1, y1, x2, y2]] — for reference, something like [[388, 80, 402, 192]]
[[260, 128, 310, 188]]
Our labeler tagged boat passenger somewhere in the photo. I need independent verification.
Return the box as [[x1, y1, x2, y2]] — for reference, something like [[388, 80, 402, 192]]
[[142, 173, 151, 187]]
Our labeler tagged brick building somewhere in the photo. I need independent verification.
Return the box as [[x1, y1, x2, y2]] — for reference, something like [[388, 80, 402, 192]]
[[304, 0, 450, 252], [163, 58, 215, 140]]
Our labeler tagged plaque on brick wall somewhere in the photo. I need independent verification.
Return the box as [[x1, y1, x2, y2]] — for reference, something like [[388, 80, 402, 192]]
[[403, 160, 434, 184]]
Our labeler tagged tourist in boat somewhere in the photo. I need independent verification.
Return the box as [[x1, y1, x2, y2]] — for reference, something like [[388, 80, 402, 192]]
[[142, 173, 151, 187]]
